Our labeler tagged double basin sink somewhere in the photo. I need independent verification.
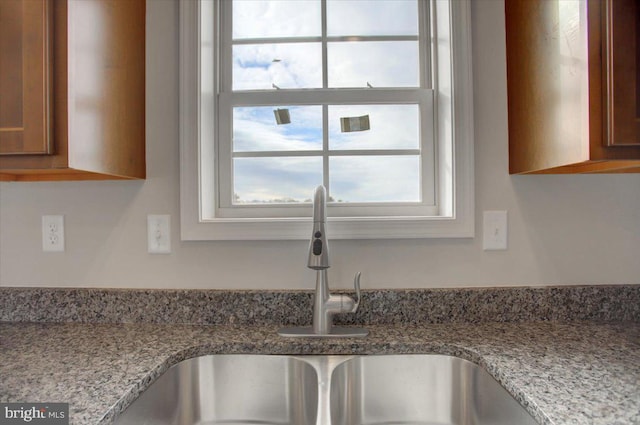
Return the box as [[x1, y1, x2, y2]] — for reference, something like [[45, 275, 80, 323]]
[[114, 354, 539, 425]]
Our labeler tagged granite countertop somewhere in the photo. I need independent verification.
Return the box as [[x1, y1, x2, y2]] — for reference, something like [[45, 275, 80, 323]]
[[1, 321, 639, 425]]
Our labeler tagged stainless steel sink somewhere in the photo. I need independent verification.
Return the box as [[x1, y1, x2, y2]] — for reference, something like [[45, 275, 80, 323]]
[[114, 355, 538, 425], [113, 355, 318, 425], [330, 355, 539, 425]]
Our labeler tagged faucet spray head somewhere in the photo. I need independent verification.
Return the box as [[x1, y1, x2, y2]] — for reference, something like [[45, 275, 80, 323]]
[[308, 185, 329, 270]]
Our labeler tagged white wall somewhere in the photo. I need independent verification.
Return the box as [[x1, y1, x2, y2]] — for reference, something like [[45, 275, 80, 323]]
[[1, 0, 638, 290]]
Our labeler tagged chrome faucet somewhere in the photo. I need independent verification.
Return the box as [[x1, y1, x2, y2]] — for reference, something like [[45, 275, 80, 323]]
[[307, 185, 330, 271], [279, 185, 368, 338]]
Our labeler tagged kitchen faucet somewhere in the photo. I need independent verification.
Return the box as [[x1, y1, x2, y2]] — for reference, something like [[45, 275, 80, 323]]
[[278, 185, 368, 338]]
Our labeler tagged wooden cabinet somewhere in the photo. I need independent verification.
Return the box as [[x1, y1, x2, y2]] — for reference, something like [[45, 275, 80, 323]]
[[0, 0, 52, 156], [0, 0, 145, 181], [506, 0, 640, 174], [604, 0, 640, 147]]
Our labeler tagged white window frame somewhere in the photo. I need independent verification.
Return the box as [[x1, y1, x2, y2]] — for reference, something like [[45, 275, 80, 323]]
[[180, 0, 474, 240], [218, 0, 434, 219]]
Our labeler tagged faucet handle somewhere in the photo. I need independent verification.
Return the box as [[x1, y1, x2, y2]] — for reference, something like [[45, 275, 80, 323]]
[[351, 272, 362, 313]]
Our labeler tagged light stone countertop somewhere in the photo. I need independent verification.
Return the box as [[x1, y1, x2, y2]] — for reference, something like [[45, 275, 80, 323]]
[[0, 321, 638, 425]]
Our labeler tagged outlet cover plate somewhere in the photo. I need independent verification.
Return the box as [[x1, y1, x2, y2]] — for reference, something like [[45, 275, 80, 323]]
[[147, 214, 171, 254], [42, 215, 65, 252], [483, 210, 508, 250]]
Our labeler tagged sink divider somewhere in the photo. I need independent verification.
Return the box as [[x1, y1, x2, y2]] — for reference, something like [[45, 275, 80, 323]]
[[295, 355, 355, 425]]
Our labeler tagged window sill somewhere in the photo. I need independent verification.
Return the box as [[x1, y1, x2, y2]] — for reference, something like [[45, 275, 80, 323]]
[[180, 215, 474, 241]]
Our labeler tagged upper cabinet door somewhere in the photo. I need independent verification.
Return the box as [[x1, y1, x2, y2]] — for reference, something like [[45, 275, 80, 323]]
[[506, 0, 640, 174], [0, 0, 53, 155], [604, 0, 640, 146]]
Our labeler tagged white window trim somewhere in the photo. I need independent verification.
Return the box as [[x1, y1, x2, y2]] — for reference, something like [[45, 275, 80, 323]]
[[180, 0, 474, 240]]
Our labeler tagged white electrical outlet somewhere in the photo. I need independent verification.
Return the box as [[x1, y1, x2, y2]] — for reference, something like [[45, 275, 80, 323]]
[[483, 210, 508, 250], [147, 214, 171, 254], [42, 215, 65, 252]]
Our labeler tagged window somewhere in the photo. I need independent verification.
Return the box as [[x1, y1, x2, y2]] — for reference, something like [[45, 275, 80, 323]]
[[218, 0, 434, 218], [180, 0, 474, 240]]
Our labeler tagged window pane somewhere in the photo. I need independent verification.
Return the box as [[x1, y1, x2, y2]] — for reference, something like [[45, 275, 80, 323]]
[[234, 157, 322, 204], [234, 106, 323, 152], [233, 43, 322, 90], [233, 0, 321, 39], [329, 105, 420, 150], [330, 156, 420, 202], [327, 41, 419, 88], [327, 0, 418, 37]]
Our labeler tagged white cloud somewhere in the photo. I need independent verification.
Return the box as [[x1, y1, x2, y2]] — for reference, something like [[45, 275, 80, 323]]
[[234, 156, 322, 202], [233, 0, 321, 39], [326, 0, 418, 37], [233, 43, 322, 90], [330, 156, 421, 202], [234, 106, 322, 151], [327, 41, 419, 88]]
